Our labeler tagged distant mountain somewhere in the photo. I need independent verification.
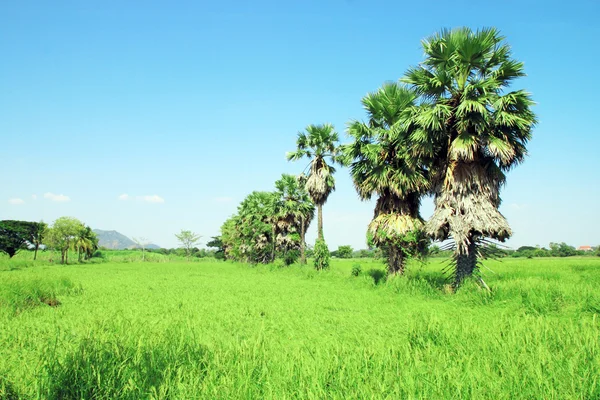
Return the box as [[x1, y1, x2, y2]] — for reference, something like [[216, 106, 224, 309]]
[[93, 229, 161, 250]]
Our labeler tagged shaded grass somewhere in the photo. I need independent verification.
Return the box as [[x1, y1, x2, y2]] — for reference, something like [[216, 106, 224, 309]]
[[0, 257, 599, 398], [0, 276, 83, 315]]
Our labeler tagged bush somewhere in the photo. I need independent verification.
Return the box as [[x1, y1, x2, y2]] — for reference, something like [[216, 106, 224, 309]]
[[351, 263, 362, 277], [92, 250, 105, 259], [313, 239, 330, 270], [283, 249, 299, 266]]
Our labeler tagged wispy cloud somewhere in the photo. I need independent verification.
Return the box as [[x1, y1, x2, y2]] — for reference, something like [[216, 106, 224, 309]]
[[44, 192, 71, 202], [118, 194, 129, 201], [140, 195, 165, 204], [213, 196, 233, 204], [31, 194, 37, 200], [8, 198, 25, 205]]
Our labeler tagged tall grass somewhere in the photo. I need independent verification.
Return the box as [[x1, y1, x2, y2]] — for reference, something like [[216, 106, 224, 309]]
[[0, 257, 599, 398]]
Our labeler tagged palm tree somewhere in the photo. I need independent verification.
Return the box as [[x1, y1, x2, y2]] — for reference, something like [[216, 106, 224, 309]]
[[402, 27, 537, 287], [74, 225, 97, 262], [287, 124, 340, 241], [342, 83, 429, 275], [274, 174, 315, 264]]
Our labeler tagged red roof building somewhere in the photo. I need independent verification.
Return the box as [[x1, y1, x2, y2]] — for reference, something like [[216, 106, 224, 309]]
[[577, 245, 593, 251]]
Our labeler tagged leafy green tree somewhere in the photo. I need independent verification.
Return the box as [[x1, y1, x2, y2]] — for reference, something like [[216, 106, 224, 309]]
[[46, 217, 85, 264], [549, 242, 576, 257], [175, 230, 202, 261], [206, 236, 225, 259], [0, 220, 31, 258], [287, 123, 340, 240], [403, 27, 537, 287], [342, 83, 429, 275], [336, 245, 353, 259]]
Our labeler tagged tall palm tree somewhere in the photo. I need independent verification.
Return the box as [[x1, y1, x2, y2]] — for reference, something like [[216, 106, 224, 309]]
[[342, 83, 429, 275], [274, 173, 315, 264], [287, 124, 340, 240], [402, 27, 537, 287]]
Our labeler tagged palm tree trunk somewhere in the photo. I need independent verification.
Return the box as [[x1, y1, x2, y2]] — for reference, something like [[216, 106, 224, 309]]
[[300, 218, 306, 264], [317, 204, 323, 240], [34, 243, 38, 260], [387, 247, 405, 275], [271, 226, 276, 263], [455, 239, 477, 288]]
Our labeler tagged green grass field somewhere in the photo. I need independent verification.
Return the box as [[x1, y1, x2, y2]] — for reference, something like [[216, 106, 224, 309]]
[[1, 255, 599, 399]]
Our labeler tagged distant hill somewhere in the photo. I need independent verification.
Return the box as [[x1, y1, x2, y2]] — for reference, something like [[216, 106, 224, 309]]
[[93, 229, 161, 250]]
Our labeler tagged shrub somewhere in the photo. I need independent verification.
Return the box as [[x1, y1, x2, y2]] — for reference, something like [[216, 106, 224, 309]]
[[91, 250, 105, 259], [351, 263, 362, 277], [283, 249, 299, 266], [313, 239, 330, 270]]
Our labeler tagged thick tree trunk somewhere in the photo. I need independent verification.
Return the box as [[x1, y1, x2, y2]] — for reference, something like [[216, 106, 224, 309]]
[[300, 218, 306, 264], [317, 204, 323, 240], [387, 247, 405, 276], [455, 239, 477, 288]]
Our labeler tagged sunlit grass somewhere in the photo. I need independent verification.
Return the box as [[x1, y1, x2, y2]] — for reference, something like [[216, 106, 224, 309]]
[[1, 257, 599, 398]]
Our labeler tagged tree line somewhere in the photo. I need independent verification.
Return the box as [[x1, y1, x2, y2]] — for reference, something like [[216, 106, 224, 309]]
[[220, 27, 539, 288], [0, 217, 98, 263]]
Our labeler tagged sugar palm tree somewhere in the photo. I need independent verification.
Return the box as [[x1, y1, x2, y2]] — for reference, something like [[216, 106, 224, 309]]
[[342, 82, 429, 275], [274, 173, 315, 264], [286, 123, 340, 240], [402, 27, 537, 287]]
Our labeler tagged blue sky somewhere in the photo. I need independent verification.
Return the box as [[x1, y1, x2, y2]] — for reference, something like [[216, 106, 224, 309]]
[[1, 0, 599, 250]]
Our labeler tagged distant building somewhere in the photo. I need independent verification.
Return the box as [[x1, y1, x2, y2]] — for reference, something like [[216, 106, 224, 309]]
[[577, 245, 593, 252]]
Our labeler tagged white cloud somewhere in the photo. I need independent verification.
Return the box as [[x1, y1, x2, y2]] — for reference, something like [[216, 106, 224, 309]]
[[118, 194, 129, 201], [8, 198, 25, 205], [44, 192, 71, 202], [140, 195, 165, 204], [214, 196, 233, 203], [31, 194, 37, 200]]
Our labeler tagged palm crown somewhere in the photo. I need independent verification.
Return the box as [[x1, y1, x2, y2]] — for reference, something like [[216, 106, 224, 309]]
[[403, 27, 537, 249], [287, 123, 340, 240]]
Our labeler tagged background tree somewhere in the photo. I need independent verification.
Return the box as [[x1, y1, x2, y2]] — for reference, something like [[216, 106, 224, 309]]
[[206, 236, 225, 260], [336, 245, 354, 259], [30, 221, 47, 260], [132, 237, 151, 262], [74, 225, 98, 262], [403, 27, 537, 287], [0, 220, 34, 258], [46, 217, 84, 264], [341, 83, 429, 275], [175, 230, 202, 261], [287, 123, 340, 241]]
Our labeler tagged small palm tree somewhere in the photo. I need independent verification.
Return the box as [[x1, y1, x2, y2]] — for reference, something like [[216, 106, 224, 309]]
[[287, 124, 340, 240], [274, 174, 315, 264], [402, 27, 537, 287], [342, 83, 429, 275]]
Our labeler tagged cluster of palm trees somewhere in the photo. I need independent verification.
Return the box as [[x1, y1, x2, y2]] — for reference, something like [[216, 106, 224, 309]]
[[46, 217, 99, 264], [219, 28, 535, 288], [220, 174, 314, 265], [286, 27, 536, 288]]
